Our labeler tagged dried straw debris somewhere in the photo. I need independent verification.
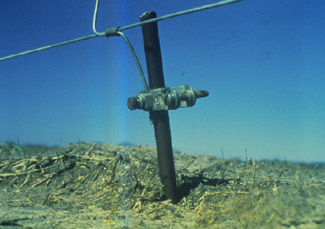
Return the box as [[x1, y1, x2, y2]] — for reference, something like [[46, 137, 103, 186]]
[[0, 142, 324, 228]]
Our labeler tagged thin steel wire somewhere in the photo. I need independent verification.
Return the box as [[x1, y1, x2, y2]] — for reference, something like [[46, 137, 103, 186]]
[[0, 0, 242, 62], [117, 31, 149, 92], [0, 34, 97, 61], [92, 0, 149, 91], [92, 0, 103, 36], [119, 0, 243, 31]]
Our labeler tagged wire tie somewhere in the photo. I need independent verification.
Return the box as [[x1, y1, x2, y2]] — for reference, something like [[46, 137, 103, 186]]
[[105, 27, 120, 37]]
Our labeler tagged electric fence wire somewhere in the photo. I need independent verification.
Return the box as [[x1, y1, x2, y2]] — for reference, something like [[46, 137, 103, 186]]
[[92, 0, 149, 91], [92, 0, 102, 36], [0, 0, 242, 62], [117, 31, 149, 92], [119, 0, 243, 31]]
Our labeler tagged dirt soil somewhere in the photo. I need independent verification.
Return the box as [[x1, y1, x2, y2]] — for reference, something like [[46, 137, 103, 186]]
[[0, 142, 325, 228]]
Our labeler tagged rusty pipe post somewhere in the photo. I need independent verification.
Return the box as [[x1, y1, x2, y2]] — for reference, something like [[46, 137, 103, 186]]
[[140, 12, 178, 203]]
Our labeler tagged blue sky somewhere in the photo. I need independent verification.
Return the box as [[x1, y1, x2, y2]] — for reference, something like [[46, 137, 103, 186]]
[[1, 0, 324, 162]]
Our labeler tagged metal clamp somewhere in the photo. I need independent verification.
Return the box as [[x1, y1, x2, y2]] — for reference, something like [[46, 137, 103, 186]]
[[127, 85, 209, 111]]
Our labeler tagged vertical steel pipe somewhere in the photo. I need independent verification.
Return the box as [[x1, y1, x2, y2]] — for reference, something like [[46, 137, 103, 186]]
[[140, 12, 178, 203]]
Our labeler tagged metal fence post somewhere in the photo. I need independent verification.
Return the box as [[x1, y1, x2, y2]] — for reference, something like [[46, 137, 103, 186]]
[[140, 12, 178, 203]]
